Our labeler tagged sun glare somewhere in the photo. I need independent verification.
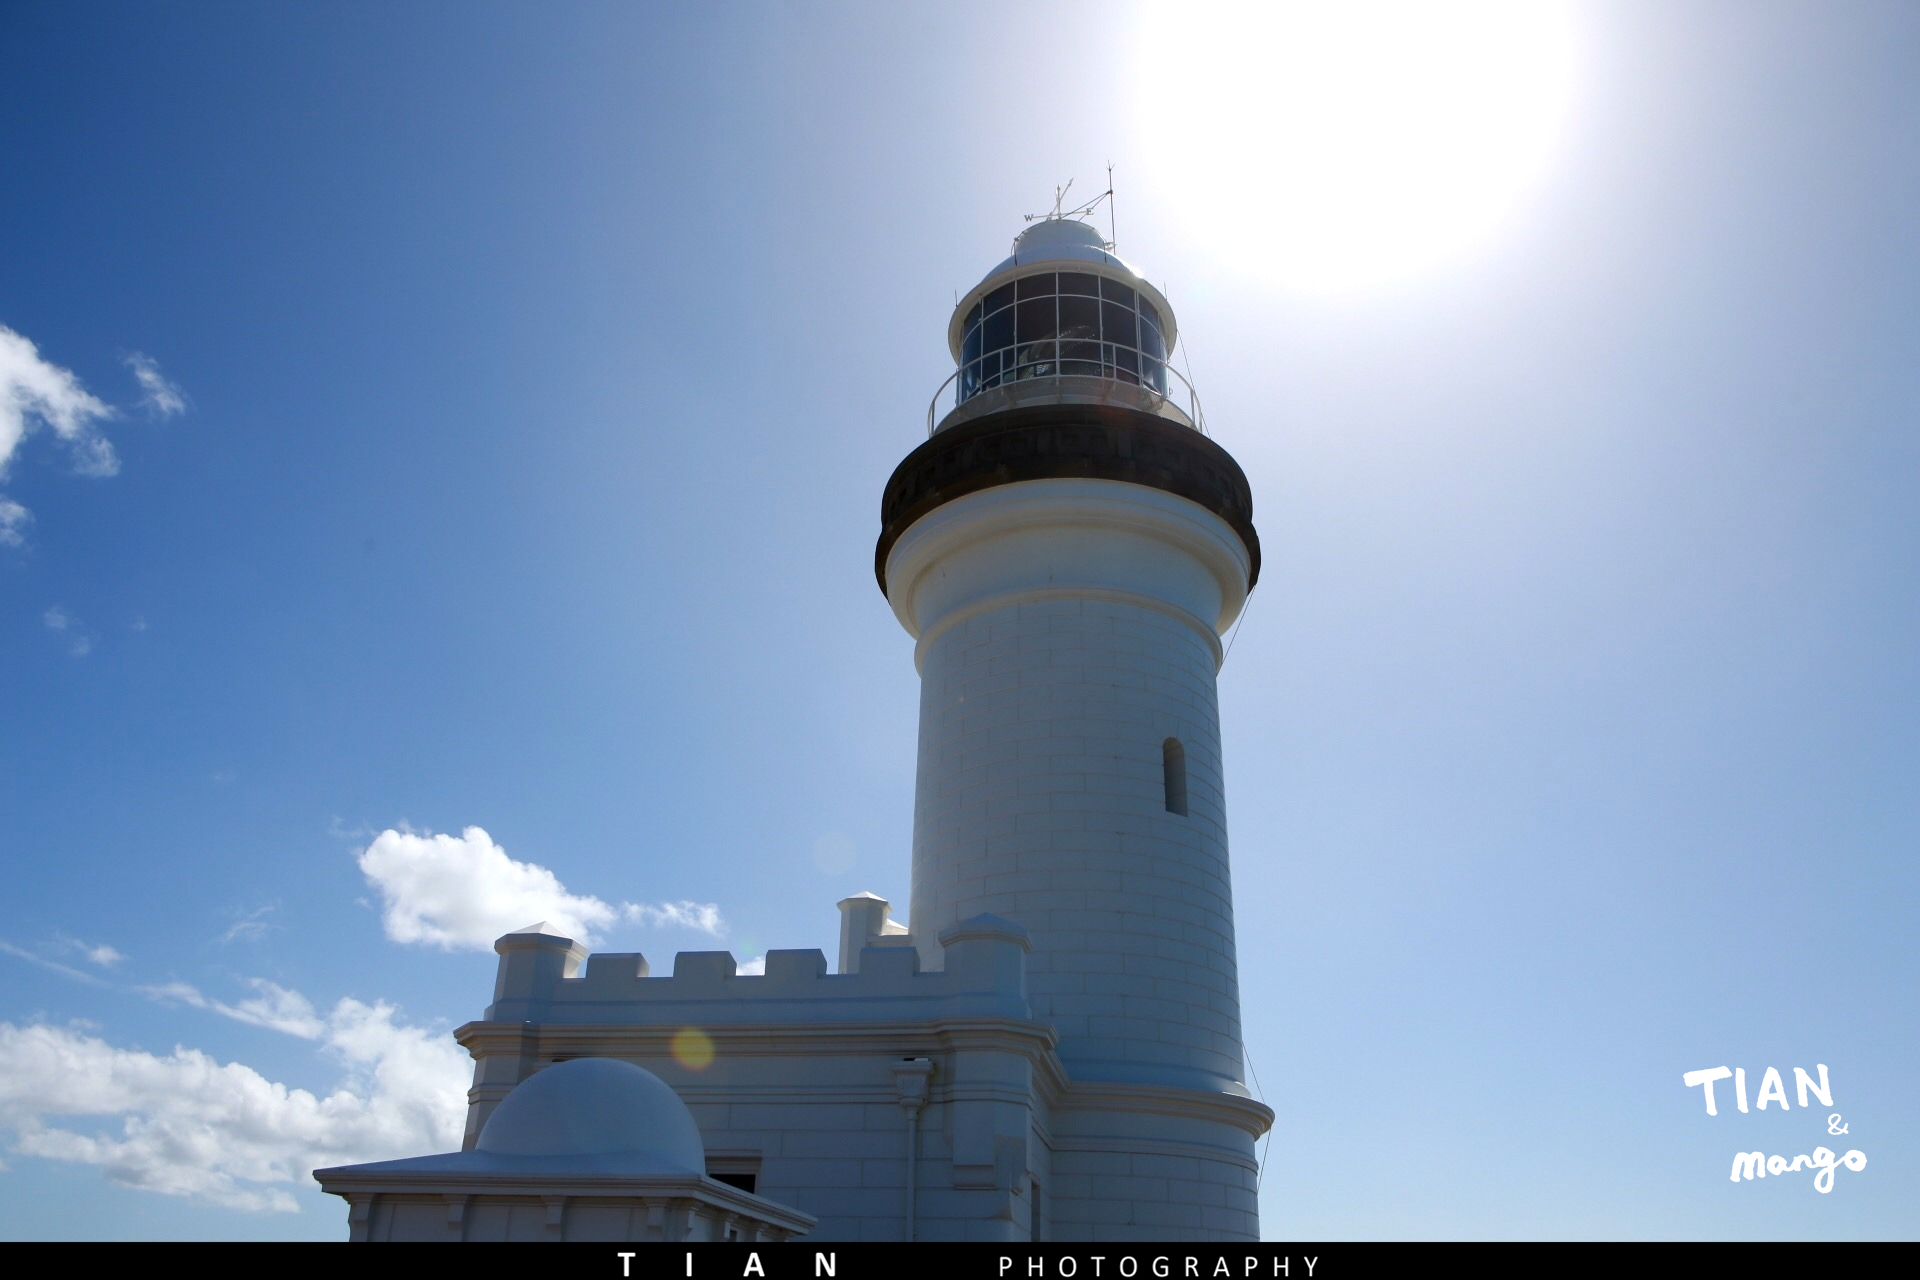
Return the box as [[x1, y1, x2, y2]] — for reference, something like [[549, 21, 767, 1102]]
[[1137, 1, 1578, 292]]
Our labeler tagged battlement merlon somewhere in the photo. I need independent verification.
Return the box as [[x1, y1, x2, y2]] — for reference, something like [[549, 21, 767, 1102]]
[[836, 891, 910, 974], [480, 913, 1032, 1026], [489, 922, 593, 1008]]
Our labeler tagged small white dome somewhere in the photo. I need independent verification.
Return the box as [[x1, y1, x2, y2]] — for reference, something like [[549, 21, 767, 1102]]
[[972, 217, 1139, 285], [476, 1058, 706, 1171], [1012, 217, 1111, 256]]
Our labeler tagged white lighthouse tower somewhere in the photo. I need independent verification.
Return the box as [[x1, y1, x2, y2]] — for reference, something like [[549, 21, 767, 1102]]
[[877, 216, 1266, 1236], [320, 215, 1269, 1243]]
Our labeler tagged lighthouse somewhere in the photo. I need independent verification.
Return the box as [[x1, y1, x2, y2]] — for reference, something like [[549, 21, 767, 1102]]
[[878, 215, 1267, 1235], [319, 215, 1270, 1243]]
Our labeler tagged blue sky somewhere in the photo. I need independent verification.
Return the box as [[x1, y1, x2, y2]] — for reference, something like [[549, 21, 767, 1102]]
[[1, 0, 1915, 1242]]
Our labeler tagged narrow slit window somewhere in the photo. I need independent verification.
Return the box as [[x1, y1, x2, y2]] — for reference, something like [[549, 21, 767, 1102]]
[[1163, 738, 1188, 816]]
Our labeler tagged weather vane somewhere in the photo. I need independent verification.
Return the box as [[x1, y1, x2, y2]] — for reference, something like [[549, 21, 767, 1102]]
[[1023, 164, 1119, 248]]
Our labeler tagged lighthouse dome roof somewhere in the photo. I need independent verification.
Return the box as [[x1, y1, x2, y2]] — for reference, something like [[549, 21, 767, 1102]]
[[977, 217, 1136, 279]]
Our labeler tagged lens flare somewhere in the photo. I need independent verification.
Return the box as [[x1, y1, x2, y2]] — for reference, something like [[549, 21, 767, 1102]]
[[671, 1026, 715, 1071]]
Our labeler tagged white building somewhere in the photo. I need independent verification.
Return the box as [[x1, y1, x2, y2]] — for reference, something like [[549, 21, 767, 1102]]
[[319, 216, 1270, 1242]]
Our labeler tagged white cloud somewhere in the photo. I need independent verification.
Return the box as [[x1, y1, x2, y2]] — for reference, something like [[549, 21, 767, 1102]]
[[220, 903, 279, 945], [66, 435, 118, 479], [626, 900, 727, 937], [41, 605, 93, 657], [356, 826, 730, 951], [0, 325, 117, 480], [0, 497, 28, 547], [0, 940, 108, 987], [138, 978, 325, 1040], [218, 981, 327, 1040], [125, 353, 185, 418], [46, 934, 124, 969], [0, 329, 186, 544], [0, 1001, 468, 1213], [737, 956, 767, 976], [357, 826, 624, 951]]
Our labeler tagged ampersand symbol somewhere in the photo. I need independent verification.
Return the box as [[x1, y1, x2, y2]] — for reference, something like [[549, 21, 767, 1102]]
[[1828, 1113, 1849, 1135]]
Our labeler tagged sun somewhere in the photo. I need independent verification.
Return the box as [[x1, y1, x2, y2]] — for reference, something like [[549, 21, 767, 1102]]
[[1136, 0, 1579, 293]]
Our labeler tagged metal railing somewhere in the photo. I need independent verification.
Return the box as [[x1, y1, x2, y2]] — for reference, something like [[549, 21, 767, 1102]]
[[926, 345, 1207, 437]]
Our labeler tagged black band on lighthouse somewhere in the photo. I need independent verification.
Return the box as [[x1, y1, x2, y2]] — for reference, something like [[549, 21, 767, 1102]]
[[876, 403, 1261, 595]]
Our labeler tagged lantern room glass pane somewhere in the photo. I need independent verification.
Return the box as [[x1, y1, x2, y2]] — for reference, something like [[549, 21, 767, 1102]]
[[1100, 278, 1136, 308], [1016, 341, 1056, 379], [1058, 294, 1099, 342], [1101, 301, 1135, 346], [1059, 272, 1100, 297], [1016, 273, 1055, 300], [1140, 318, 1165, 362], [983, 307, 1013, 355], [984, 282, 1016, 314], [1060, 340, 1100, 377], [966, 301, 983, 330], [1016, 297, 1057, 345]]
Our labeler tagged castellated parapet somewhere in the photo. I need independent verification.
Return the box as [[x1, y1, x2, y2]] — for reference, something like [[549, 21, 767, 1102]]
[[482, 914, 1032, 1028]]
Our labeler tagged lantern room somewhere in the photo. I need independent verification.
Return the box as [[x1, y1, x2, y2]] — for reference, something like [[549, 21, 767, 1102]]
[[931, 218, 1201, 435]]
